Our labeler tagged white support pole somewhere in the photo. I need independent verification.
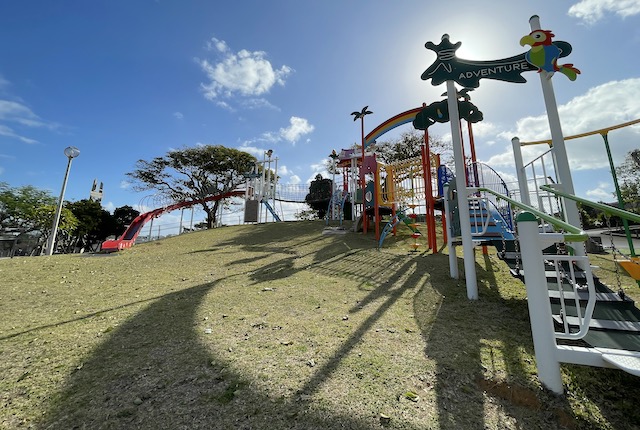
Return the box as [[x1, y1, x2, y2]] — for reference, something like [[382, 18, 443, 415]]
[[511, 137, 531, 206], [443, 184, 459, 279], [446, 79, 477, 299], [517, 211, 563, 394], [273, 157, 278, 221], [529, 16, 585, 262]]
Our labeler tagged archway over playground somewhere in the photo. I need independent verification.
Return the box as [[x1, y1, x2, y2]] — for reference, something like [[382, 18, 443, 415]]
[[364, 107, 423, 148]]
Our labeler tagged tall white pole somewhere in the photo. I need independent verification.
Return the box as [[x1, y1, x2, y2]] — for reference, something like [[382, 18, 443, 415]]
[[517, 211, 563, 394], [46, 147, 79, 256], [511, 137, 531, 206], [446, 79, 478, 299], [273, 156, 278, 221], [266, 153, 272, 223], [529, 16, 585, 261]]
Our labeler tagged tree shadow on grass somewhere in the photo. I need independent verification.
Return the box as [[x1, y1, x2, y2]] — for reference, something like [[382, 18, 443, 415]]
[[36, 279, 377, 430]]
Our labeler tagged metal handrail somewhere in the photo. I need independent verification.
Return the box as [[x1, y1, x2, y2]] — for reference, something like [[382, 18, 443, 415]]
[[540, 184, 640, 224], [469, 187, 589, 243]]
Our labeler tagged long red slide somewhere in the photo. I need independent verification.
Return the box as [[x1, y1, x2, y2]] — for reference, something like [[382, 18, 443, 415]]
[[101, 190, 244, 252]]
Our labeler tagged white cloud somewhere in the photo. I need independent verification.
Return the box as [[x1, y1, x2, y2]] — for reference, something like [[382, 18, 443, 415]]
[[569, 0, 640, 24], [120, 180, 131, 189], [586, 182, 614, 201], [198, 37, 292, 103], [240, 98, 279, 111], [0, 124, 38, 144], [278, 165, 291, 176], [103, 201, 116, 213], [279, 116, 314, 144], [288, 174, 301, 185], [240, 116, 314, 147], [0, 75, 9, 90], [173, 111, 184, 120], [0, 100, 54, 129], [495, 78, 640, 170], [237, 144, 266, 158]]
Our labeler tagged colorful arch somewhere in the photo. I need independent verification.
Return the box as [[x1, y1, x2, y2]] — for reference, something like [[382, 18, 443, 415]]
[[364, 106, 423, 148]]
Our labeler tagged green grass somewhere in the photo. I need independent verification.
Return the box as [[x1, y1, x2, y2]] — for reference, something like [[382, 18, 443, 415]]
[[1, 220, 640, 429]]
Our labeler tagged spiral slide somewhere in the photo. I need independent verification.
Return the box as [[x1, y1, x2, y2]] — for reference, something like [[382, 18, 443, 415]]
[[100, 190, 244, 252]]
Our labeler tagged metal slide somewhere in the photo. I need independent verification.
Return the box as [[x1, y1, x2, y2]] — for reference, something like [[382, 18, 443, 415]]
[[261, 199, 281, 222], [101, 190, 244, 252]]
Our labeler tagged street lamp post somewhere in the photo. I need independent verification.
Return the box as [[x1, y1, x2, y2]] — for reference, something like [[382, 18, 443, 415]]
[[46, 146, 80, 256]]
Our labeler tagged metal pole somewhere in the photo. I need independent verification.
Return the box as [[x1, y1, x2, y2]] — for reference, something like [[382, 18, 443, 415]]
[[529, 16, 585, 263], [273, 156, 278, 221], [360, 117, 367, 234], [602, 132, 636, 257], [46, 147, 79, 255], [447, 79, 478, 299], [512, 137, 532, 206], [266, 152, 272, 223]]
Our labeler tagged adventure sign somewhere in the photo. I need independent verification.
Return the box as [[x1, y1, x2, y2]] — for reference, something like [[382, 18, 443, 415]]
[[421, 33, 574, 88]]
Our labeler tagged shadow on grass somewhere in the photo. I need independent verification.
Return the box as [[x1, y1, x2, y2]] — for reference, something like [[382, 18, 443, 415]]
[[36, 279, 376, 430], [36, 221, 640, 429], [417, 250, 640, 429]]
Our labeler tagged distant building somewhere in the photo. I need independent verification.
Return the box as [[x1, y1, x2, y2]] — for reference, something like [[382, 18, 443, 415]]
[[90, 179, 104, 202]]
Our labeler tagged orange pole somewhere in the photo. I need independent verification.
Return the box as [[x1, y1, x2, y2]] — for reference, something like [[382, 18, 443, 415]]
[[422, 130, 437, 253]]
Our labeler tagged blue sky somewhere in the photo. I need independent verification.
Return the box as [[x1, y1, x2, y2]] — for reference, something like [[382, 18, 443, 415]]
[[1, 1, 640, 229]]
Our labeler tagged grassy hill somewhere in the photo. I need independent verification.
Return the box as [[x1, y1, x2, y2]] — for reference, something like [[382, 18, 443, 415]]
[[1, 220, 640, 429]]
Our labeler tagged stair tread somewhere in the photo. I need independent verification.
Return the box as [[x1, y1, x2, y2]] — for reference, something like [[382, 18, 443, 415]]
[[547, 290, 632, 303], [553, 315, 640, 332]]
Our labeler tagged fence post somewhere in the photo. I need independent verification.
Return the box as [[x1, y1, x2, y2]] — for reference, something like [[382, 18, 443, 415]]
[[517, 211, 563, 394]]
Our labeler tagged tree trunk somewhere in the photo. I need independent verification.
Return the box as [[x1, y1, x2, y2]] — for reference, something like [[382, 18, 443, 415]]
[[204, 199, 220, 229]]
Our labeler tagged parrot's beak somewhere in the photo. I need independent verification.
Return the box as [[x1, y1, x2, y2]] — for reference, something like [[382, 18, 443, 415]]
[[520, 35, 534, 47]]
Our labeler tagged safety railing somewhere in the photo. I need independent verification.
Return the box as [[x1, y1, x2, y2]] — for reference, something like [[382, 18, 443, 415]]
[[469, 189, 596, 341]]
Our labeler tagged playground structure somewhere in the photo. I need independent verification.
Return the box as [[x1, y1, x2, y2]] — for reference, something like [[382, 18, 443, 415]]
[[327, 100, 487, 253], [97, 14, 640, 396], [408, 15, 640, 395]]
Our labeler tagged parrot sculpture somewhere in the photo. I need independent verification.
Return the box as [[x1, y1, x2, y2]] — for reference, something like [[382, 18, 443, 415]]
[[520, 29, 581, 81]]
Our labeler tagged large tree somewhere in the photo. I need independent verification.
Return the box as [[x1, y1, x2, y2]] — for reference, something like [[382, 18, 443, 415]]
[[0, 182, 56, 232], [113, 205, 140, 236], [67, 199, 120, 251], [126, 145, 256, 228], [616, 148, 640, 213], [374, 130, 451, 166]]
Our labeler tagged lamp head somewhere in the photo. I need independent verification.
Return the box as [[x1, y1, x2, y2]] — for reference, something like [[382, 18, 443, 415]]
[[64, 146, 80, 159]]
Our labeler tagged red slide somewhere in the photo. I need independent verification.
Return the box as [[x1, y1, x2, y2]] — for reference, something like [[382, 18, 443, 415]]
[[100, 190, 244, 252]]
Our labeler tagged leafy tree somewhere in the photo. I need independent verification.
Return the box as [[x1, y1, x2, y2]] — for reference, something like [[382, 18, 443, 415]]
[[113, 205, 140, 236], [33, 204, 79, 254], [305, 174, 333, 219], [374, 130, 451, 165], [67, 199, 119, 250], [126, 145, 256, 229], [616, 149, 640, 214], [0, 182, 56, 232]]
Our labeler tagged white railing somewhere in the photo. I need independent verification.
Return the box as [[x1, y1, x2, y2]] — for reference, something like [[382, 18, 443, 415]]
[[544, 254, 596, 340]]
